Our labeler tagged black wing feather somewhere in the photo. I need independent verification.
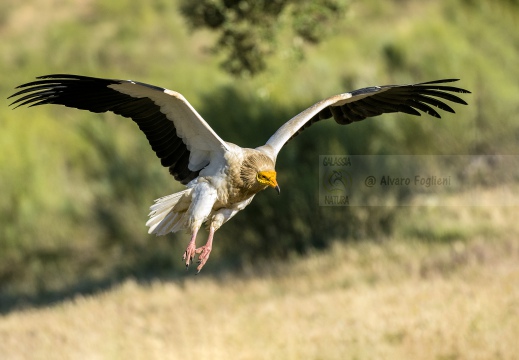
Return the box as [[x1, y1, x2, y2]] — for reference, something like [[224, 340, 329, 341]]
[[289, 79, 470, 141], [9, 74, 202, 184]]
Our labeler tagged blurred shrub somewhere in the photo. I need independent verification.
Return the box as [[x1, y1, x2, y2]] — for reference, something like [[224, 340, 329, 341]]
[[180, 0, 348, 76]]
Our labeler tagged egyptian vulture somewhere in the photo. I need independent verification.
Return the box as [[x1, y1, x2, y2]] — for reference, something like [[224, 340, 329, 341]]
[[9, 75, 470, 272]]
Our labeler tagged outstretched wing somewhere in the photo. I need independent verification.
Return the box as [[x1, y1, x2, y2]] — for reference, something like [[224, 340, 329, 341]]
[[265, 79, 470, 157], [9, 74, 229, 184]]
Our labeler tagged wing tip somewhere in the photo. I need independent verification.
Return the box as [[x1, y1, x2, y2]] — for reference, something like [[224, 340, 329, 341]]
[[418, 78, 471, 95], [418, 78, 459, 85]]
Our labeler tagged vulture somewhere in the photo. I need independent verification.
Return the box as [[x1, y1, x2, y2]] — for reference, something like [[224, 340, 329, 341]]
[[9, 74, 470, 272]]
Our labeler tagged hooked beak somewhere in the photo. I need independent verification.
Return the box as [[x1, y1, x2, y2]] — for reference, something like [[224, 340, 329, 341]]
[[268, 178, 281, 195]]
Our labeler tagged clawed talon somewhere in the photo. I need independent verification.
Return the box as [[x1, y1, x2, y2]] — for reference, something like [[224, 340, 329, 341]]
[[195, 245, 212, 273], [182, 242, 196, 268], [182, 227, 215, 273]]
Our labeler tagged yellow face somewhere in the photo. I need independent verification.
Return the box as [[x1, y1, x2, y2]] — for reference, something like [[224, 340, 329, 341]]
[[257, 170, 280, 194]]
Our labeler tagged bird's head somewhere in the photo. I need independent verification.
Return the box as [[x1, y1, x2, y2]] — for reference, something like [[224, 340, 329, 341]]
[[257, 170, 280, 195]]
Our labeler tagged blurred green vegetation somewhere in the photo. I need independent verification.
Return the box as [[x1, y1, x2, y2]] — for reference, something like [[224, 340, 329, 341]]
[[1, 0, 519, 308], [180, 0, 348, 76]]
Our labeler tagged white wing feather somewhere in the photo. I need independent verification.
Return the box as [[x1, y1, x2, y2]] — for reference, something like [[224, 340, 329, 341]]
[[108, 82, 230, 171], [265, 86, 397, 157], [264, 93, 355, 157]]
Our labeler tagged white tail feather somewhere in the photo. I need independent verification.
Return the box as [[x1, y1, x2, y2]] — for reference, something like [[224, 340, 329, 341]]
[[153, 213, 178, 235], [146, 189, 191, 235]]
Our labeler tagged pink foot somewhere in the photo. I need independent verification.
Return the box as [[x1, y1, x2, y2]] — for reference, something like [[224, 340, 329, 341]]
[[182, 242, 196, 268], [182, 228, 199, 269], [195, 245, 212, 273]]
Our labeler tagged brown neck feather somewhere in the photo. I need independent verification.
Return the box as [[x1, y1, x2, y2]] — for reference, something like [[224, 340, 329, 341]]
[[240, 152, 274, 192]]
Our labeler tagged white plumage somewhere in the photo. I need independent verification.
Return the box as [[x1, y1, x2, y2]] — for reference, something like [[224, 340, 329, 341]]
[[9, 75, 470, 272]]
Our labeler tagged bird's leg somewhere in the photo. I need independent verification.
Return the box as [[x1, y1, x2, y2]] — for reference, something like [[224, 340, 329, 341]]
[[182, 227, 199, 268], [195, 226, 215, 274]]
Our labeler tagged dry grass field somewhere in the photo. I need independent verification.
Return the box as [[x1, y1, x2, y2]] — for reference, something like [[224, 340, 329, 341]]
[[1, 189, 518, 360]]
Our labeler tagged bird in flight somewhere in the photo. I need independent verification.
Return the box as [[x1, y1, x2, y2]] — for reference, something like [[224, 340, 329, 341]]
[[9, 75, 470, 272]]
